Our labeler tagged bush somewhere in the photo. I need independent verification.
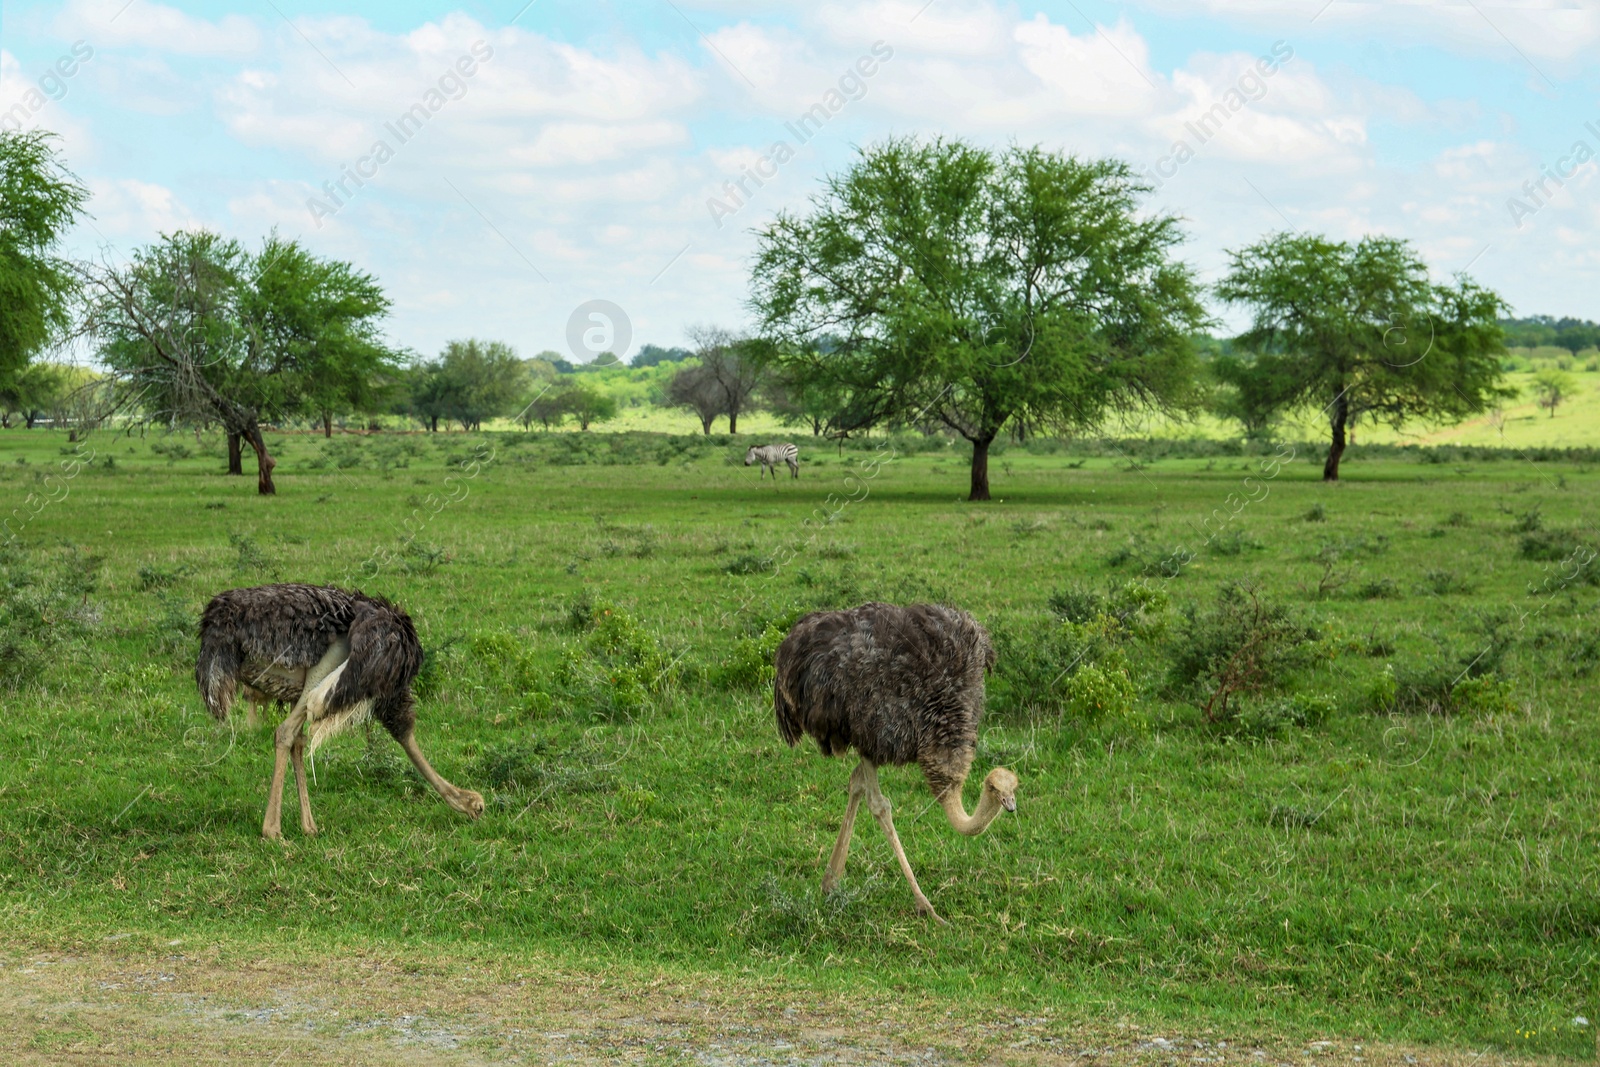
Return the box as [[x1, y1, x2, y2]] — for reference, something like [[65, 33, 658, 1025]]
[[1047, 578, 1169, 639], [1061, 661, 1138, 722], [1417, 568, 1475, 595], [556, 602, 678, 716], [0, 546, 103, 686], [1236, 692, 1337, 737], [1356, 577, 1402, 600], [713, 624, 785, 691], [1166, 583, 1318, 722], [990, 614, 1135, 722], [723, 553, 775, 576], [1519, 528, 1583, 562]]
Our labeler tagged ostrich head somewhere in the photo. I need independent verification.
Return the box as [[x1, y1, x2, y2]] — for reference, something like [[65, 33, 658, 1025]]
[[744, 447, 758, 466], [450, 788, 486, 819], [983, 767, 1019, 813]]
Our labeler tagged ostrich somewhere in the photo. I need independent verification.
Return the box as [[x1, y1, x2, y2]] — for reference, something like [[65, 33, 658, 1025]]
[[774, 602, 1018, 923], [196, 583, 484, 839]]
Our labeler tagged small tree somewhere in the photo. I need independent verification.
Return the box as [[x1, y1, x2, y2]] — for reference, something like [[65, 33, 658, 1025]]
[[521, 388, 566, 430], [1552, 318, 1597, 359], [688, 325, 762, 433], [1217, 233, 1512, 480], [438, 339, 524, 430], [1209, 352, 1298, 440], [1532, 368, 1575, 417], [665, 362, 724, 434], [562, 382, 617, 431], [84, 231, 287, 493], [405, 360, 455, 432]]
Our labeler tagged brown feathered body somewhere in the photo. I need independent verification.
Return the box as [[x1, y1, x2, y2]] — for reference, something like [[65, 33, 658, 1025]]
[[196, 583, 423, 749], [774, 602, 996, 800]]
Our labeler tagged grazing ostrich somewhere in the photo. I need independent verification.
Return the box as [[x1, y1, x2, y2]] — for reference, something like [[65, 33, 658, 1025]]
[[774, 602, 1018, 923], [196, 583, 484, 839], [745, 443, 800, 481]]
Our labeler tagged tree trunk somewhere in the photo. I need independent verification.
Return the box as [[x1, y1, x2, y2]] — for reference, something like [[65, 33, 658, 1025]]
[[323, 411, 333, 438], [243, 423, 277, 495], [1323, 393, 1348, 482], [226, 432, 243, 475], [728, 410, 739, 434], [700, 415, 713, 435], [969, 435, 995, 502]]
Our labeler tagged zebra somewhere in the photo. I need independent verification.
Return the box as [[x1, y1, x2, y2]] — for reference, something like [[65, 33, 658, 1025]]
[[746, 443, 800, 480]]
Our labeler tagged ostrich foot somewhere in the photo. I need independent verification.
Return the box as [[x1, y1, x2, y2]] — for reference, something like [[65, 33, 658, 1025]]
[[915, 898, 949, 926]]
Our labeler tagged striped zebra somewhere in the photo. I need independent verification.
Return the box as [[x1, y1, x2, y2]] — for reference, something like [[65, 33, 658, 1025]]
[[746, 443, 800, 480]]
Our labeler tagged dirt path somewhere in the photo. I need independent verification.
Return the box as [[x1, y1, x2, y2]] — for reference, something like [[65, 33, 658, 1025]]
[[0, 946, 1561, 1066]]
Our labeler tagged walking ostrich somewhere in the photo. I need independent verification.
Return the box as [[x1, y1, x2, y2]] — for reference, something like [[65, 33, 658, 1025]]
[[196, 583, 484, 839], [774, 602, 1019, 923]]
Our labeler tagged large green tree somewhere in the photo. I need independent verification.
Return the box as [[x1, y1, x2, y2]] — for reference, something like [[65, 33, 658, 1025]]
[[0, 130, 88, 391], [430, 340, 524, 430], [248, 234, 397, 441], [1216, 233, 1512, 480], [750, 138, 1207, 500], [82, 231, 399, 493]]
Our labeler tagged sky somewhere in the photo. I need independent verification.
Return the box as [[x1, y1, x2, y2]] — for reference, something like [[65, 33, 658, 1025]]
[[2, 0, 1597, 363]]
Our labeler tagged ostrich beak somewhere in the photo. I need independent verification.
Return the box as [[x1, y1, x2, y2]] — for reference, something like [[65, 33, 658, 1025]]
[[1001, 796, 1016, 813]]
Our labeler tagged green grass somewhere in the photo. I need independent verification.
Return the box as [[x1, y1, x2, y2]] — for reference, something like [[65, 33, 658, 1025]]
[[0, 425, 1596, 1059]]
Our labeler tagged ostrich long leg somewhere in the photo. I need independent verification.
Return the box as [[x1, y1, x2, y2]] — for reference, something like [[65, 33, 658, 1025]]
[[822, 760, 872, 892], [291, 735, 317, 835], [863, 769, 947, 925], [286, 639, 350, 837], [263, 703, 309, 840]]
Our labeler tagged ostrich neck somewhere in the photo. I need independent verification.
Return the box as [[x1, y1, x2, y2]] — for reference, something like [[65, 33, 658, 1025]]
[[939, 784, 1004, 836]]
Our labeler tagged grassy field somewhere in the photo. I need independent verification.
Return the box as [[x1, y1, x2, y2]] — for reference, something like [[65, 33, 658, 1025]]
[[478, 354, 1600, 447], [0, 425, 1595, 1061]]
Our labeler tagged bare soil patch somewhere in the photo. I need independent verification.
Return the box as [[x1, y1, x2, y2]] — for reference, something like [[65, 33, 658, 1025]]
[[0, 944, 1567, 1066]]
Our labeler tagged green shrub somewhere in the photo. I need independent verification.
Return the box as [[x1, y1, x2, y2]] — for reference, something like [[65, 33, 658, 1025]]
[[0, 546, 103, 686], [1061, 661, 1138, 722], [1510, 507, 1542, 533], [1047, 578, 1169, 639], [1235, 692, 1337, 737], [1519, 528, 1582, 562], [1418, 569, 1475, 595], [713, 624, 785, 691], [1166, 583, 1318, 721], [556, 603, 678, 716], [991, 614, 1139, 724], [1356, 577, 1402, 600]]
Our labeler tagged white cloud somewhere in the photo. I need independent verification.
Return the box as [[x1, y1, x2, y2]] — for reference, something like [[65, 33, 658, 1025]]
[[55, 0, 259, 57], [1132, 0, 1600, 65], [88, 177, 200, 237]]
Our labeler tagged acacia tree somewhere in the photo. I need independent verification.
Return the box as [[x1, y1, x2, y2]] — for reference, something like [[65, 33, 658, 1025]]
[[82, 232, 399, 493], [750, 138, 1207, 500], [1216, 233, 1512, 480], [560, 382, 618, 430], [688, 325, 763, 433], [437, 339, 524, 430], [665, 361, 725, 434], [248, 235, 396, 440], [0, 131, 88, 394], [1532, 368, 1574, 417], [83, 232, 285, 492]]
